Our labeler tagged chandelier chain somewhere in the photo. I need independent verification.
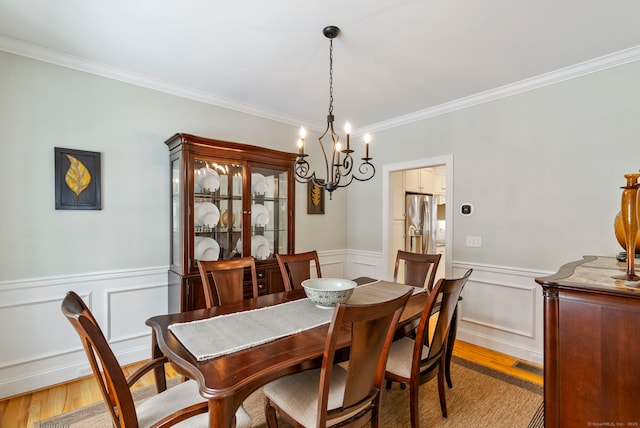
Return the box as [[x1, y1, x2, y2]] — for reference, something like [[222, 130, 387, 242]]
[[328, 38, 334, 116]]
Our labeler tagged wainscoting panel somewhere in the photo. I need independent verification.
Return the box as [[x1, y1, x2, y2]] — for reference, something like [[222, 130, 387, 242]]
[[345, 249, 385, 280], [451, 262, 548, 365], [106, 285, 168, 343], [0, 268, 168, 399], [316, 250, 347, 279], [461, 278, 536, 338]]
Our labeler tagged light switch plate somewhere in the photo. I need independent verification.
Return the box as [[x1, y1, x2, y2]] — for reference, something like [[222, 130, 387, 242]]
[[466, 236, 482, 247]]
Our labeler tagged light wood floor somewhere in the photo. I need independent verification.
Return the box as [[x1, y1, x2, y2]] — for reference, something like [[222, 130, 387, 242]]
[[0, 340, 542, 427]]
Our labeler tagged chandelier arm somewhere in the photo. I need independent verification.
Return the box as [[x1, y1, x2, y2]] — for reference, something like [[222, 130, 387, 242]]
[[294, 158, 312, 182], [330, 172, 354, 190], [351, 160, 376, 182], [339, 153, 354, 177], [294, 166, 324, 189]]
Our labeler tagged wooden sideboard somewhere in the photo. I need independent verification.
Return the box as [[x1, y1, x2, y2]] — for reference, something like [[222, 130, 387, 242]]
[[535, 256, 640, 426]]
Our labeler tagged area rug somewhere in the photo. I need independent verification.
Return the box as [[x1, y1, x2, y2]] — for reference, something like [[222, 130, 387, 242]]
[[34, 356, 543, 427]]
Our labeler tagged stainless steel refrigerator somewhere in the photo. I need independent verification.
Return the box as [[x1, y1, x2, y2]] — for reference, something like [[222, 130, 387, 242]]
[[405, 192, 437, 254]]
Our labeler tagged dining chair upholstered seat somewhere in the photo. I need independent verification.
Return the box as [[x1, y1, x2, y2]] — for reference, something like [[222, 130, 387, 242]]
[[198, 257, 258, 307], [134, 379, 251, 428], [276, 250, 322, 291], [385, 269, 472, 428], [60, 291, 251, 428], [393, 250, 442, 291], [263, 288, 413, 428]]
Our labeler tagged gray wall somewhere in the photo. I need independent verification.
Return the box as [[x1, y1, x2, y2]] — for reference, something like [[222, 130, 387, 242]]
[[0, 51, 346, 282], [348, 60, 640, 272], [3, 49, 638, 278]]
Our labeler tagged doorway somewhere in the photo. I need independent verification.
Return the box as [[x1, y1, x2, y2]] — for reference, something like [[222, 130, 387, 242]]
[[381, 155, 453, 281]]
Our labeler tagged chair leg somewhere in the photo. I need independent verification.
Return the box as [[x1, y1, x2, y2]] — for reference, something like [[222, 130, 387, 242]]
[[409, 378, 420, 428], [371, 396, 380, 428], [437, 365, 448, 418], [445, 308, 459, 388], [264, 397, 279, 428]]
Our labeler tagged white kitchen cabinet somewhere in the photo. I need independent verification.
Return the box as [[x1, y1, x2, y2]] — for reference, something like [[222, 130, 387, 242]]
[[433, 173, 446, 194], [404, 168, 434, 193]]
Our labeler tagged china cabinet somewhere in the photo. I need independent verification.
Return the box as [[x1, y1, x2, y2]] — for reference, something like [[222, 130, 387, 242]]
[[165, 133, 297, 312]]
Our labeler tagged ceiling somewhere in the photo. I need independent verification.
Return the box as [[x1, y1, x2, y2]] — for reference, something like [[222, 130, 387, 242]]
[[2, 0, 640, 134]]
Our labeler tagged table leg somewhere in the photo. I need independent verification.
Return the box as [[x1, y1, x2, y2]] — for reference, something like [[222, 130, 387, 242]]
[[208, 399, 237, 428], [150, 330, 167, 393]]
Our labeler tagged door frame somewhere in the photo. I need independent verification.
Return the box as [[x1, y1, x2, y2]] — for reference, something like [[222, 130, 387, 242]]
[[381, 154, 453, 280]]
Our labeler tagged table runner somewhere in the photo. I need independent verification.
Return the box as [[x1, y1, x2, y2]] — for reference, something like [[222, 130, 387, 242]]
[[168, 298, 334, 361]]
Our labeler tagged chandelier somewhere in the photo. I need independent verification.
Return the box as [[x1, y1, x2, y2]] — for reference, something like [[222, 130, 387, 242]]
[[294, 25, 375, 199]]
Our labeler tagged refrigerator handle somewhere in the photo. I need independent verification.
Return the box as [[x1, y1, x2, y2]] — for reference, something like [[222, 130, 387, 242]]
[[421, 198, 431, 254]]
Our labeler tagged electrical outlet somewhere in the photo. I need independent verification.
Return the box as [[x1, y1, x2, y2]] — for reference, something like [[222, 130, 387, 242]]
[[466, 236, 482, 247], [77, 366, 93, 377]]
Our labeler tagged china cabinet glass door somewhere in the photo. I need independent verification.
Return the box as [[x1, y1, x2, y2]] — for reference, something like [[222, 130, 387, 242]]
[[192, 158, 243, 265], [248, 166, 289, 261]]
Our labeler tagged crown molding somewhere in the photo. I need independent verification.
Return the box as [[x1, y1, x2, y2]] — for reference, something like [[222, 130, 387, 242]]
[[362, 45, 640, 134], [0, 35, 307, 128], [2, 35, 639, 133]]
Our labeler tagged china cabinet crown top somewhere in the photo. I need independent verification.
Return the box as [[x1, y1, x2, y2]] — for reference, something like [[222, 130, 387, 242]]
[[165, 133, 298, 163]]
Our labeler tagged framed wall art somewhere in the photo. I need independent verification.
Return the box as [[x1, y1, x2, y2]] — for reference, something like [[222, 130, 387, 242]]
[[55, 147, 102, 210], [307, 182, 325, 214]]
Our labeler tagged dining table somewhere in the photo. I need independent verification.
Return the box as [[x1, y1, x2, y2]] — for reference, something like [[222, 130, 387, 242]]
[[146, 278, 429, 428]]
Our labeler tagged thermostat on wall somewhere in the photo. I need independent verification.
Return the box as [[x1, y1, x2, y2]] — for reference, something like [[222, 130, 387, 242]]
[[461, 203, 473, 216]]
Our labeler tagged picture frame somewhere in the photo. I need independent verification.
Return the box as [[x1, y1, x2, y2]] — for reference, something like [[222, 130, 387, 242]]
[[55, 147, 102, 210], [307, 182, 325, 214]]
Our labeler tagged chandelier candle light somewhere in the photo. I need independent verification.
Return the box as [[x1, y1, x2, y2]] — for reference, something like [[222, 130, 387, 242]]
[[294, 25, 375, 199]]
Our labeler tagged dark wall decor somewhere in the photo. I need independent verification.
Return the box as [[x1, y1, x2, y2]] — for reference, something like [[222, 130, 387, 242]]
[[307, 182, 324, 214], [55, 147, 101, 210]]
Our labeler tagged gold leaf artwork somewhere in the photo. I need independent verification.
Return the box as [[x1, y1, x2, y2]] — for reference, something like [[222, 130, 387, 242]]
[[64, 154, 92, 205], [311, 185, 322, 207]]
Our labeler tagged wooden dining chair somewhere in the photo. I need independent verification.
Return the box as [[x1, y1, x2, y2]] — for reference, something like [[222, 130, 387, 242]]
[[384, 269, 472, 428], [393, 250, 442, 290], [60, 291, 251, 428], [276, 250, 322, 291], [263, 288, 413, 428], [197, 257, 258, 307], [392, 251, 442, 341]]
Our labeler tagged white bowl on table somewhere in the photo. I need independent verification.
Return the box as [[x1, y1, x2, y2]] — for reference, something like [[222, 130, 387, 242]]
[[301, 278, 357, 309]]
